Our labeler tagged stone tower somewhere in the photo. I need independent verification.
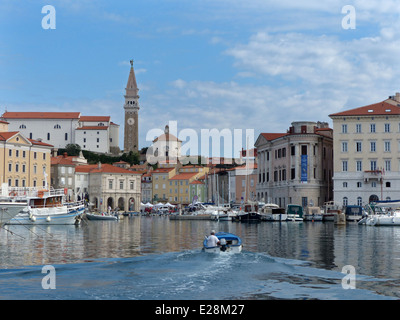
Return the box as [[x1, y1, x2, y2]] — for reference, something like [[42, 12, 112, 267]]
[[124, 60, 140, 153]]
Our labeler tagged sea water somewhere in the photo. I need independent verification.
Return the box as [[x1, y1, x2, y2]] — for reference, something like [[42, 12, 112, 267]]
[[0, 216, 399, 300]]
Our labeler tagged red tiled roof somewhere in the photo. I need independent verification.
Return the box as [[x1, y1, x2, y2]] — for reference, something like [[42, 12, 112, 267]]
[[329, 101, 400, 117], [2, 112, 81, 119], [76, 163, 141, 174], [152, 168, 175, 174], [260, 133, 287, 141], [190, 180, 204, 185], [79, 116, 110, 122], [0, 131, 19, 141]]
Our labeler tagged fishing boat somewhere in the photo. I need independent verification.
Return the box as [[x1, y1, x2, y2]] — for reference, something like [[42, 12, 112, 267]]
[[203, 232, 242, 253], [86, 212, 119, 221], [5, 187, 85, 225]]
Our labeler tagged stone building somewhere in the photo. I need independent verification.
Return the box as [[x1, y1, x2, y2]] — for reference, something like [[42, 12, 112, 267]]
[[255, 121, 333, 208]]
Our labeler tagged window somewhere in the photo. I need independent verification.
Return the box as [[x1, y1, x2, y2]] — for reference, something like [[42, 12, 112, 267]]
[[130, 181, 134, 190], [356, 161, 362, 172], [54, 124, 61, 129], [22, 151, 26, 158], [385, 160, 391, 172], [385, 123, 390, 133], [47, 133, 50, 140], [109, 180, 113, 189], [357, 197, 362, 206], [342, 142, 348, 152], [342, 160, 348, 172], [356, 124, 362, 133], [8, 149, 12, 157], [8, 163, 12, 172], [386, 182, 391, 188], [357, 182, 362, 188], [65, 133, 68, 141], [384, 141, 391, 152], [370, 160, 377, 171], [370, 124, 376, 133], [343, 182, 348, 188], [356, 142, 362, 152], [19, 124, 26, 129], [34, 152, 37, 159], [343, 197, 348, 206], [120, 180, 124, 189], [342, 124, 348, 133], [291, 168, 295, 180], [370, 141, 376, 152]]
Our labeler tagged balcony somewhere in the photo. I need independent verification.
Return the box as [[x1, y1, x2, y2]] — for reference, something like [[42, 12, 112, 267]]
[[364, 170, 382, 183]]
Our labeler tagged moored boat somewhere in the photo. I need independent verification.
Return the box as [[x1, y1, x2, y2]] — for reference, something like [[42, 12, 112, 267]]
[[235, 203, 261, 222], [286, 204, 303, 221], [86, 212, 119, 221], [260, 203, 287, 221], [5, 187, 84, 225], [0, 202, 28, 228], [203, 232, 242, 253], [344, 205, 363, 222], [303, 206, 323, 221]]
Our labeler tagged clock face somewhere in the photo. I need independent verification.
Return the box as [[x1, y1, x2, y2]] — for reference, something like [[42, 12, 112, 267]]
[[127, 118, 135, 125]]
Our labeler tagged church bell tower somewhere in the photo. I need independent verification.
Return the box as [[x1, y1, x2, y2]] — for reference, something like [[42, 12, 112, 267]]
[[124, 59, 140, 153]]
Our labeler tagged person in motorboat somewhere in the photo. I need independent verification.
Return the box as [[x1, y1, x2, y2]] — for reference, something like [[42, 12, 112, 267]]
[[206, 230, 220, 247]]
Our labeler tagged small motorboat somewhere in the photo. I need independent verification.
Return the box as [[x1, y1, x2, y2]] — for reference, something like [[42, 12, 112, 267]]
[[86, 212, 118, 221], [203, 232, 242, 253]]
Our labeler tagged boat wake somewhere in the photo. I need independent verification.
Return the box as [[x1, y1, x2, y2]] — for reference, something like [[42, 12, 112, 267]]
[[0, 250, 397, 300]]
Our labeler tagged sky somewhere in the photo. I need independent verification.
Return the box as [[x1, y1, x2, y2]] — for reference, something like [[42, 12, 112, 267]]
[[1, 0, 400, 157]]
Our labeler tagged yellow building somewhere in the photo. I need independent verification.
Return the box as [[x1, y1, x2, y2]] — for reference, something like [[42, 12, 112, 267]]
[[152, 167, 177, 202], [0, 127, 53, 188], [168, 165, 210, 204]]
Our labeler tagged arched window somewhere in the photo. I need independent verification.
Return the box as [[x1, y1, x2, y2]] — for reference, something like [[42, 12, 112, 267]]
[[54, 124, 61, 129], [19, 124, 26, 129]]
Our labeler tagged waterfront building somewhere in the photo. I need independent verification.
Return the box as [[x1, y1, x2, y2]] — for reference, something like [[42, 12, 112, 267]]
[[2, 112, 119, 154], [329, 94, 400, 206], [255, 121, 333, 208], [0, 121, 53, 188], [152, 167, 177, 203], [79, 163, 141, 212], [141, 172, 152, 203]]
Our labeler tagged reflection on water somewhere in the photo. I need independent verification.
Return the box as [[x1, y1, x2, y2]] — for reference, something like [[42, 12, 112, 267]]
[[2, 217, 400, 281]]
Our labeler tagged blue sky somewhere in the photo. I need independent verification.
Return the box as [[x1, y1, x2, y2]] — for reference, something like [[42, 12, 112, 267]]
[[1, 0, 400, 154]]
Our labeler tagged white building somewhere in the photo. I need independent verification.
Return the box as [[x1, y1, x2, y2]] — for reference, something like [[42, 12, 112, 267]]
[[329, 94, 400, 206], [2, 112, 119, 154]]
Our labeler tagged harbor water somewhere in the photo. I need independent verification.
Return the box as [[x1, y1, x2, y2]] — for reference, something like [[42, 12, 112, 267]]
[[1, 216, 400, 300]]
